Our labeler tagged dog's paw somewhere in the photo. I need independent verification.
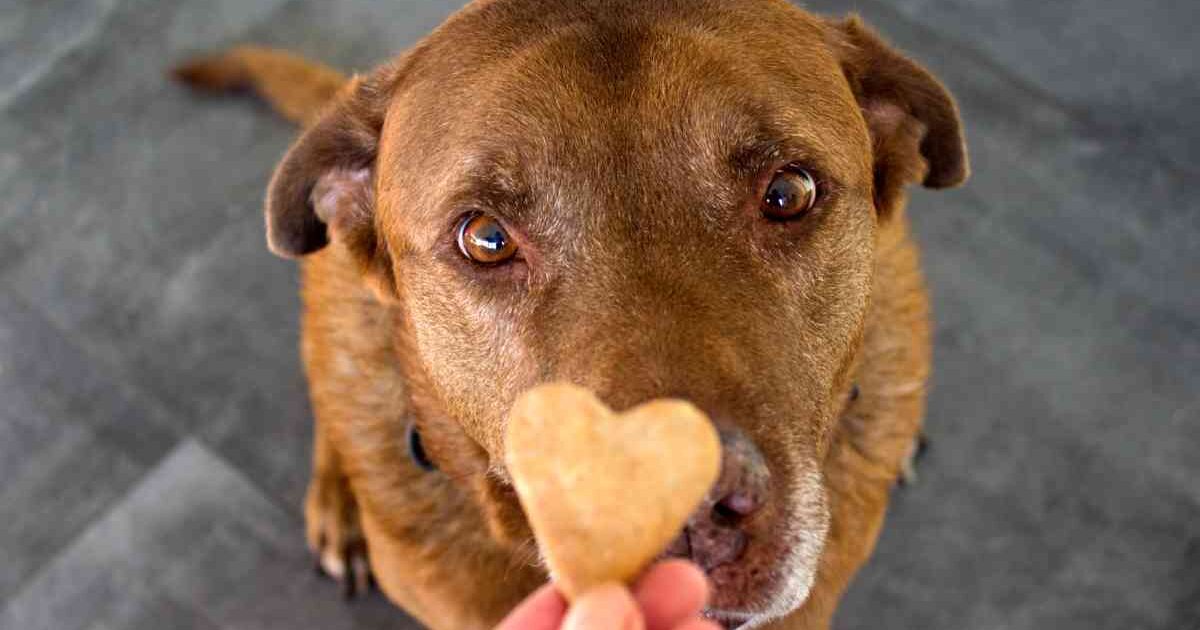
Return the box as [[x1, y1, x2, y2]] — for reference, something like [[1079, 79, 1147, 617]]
[[899, 433, 930, 487], [305, 472, 373, 598]]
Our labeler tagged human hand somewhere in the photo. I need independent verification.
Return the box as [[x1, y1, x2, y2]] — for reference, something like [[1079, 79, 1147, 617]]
[[496, 560, 721, 630]]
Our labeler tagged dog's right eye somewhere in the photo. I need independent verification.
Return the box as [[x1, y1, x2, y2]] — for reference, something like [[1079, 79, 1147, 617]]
[[760, 166, 818, 221], [457, 213, 519, 264]]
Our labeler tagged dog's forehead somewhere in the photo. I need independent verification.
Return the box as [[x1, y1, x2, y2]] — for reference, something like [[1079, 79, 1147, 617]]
[[379, 0, 870, 242]]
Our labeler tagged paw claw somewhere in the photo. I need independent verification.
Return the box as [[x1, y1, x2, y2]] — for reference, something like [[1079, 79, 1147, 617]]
[[320, 548, 348, 581], [352, 555, 372, 595], [899, 433, 930, 487]]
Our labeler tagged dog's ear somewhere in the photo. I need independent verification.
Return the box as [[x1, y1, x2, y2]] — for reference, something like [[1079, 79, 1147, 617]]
[[265, 72, 398, 298], [832, 16, 969, 215]]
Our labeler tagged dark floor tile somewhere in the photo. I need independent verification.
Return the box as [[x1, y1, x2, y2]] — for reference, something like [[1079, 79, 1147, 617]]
[[838, 341, 1200, 629], [0, 288, 179, 464], [815, 0, 1200, 515], [0, 0, 457, 447], [200, 349, 316, 509], [865, 0, 1200, 172], [805, 0, 1200, 322], [0, 440, 418, 630], [0, 288, 180, 603], [0, 0, 296, 261], [795, 2, 1200, 628], [212, 0, 462, 70], [0, 423, 147, 607], [79, 592, 222, 630], [0, 0, 466, 517], [0, 0, 114, 107]]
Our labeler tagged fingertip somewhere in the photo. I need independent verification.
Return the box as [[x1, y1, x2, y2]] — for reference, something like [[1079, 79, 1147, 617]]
[[649, 559, 711, 601], [563, 583, 643, 630], [496, 583, 568, 630], [635, 560, 711, 630]]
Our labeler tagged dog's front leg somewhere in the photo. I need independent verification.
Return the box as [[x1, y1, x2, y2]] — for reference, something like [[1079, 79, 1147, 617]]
[[305, 417, 372, 597]]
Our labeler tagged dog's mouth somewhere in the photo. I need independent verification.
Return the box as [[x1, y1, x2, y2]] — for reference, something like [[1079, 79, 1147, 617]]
[[647, 434, 826, 622], [656, 512, 817, 627], [653, 458, 831, 625]]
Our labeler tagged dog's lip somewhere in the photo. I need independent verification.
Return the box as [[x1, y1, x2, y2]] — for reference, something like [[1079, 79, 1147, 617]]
[[703, 608, 755, 629]]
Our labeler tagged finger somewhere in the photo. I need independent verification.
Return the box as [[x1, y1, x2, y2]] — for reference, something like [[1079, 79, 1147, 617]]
[[634, 560, 710, 630], [495, 583, 568, 630], [563, 583, 644, 630]]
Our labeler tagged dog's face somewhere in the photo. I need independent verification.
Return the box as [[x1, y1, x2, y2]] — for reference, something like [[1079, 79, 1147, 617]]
[[266, 0, 965, 623]]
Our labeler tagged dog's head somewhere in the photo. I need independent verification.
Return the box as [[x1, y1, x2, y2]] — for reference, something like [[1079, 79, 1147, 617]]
[[267, 0, 965, 623]]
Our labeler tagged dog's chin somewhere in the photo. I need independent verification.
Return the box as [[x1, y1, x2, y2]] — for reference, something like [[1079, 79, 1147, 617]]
[[702, 548, 820, 629]]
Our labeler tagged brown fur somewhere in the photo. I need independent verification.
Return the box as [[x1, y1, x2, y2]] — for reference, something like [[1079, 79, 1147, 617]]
[[176, 1, 966, 628], [173, 46, 347, 126]]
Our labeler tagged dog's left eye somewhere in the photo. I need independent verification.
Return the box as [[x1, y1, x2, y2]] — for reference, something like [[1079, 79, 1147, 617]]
[[457, 213, 518, 264], [761, 166, 818, 221]]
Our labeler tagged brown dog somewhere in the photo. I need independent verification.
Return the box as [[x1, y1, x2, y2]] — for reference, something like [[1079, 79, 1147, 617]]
[[176, 0, 967, 627]]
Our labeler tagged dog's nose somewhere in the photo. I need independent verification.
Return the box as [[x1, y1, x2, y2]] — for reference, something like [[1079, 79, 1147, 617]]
[[664, 426, 769, 571]]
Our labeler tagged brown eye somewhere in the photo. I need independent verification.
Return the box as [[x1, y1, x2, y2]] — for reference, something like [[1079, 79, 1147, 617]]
[[457, 213, 518, 264], [761, 166, 818, 220]]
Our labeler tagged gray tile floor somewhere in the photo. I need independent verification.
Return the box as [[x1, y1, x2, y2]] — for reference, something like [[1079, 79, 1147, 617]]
[[0, 1, 1196, 629]]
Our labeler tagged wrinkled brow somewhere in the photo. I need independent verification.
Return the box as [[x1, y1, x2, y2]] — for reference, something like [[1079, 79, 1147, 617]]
[[726, 119, 837, 181], [440, 113, 833, 223], [442, 151, 535, 219]]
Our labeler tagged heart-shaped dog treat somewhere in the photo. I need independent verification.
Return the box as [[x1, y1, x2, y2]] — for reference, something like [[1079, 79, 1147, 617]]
[[505, 383, 721, 600]]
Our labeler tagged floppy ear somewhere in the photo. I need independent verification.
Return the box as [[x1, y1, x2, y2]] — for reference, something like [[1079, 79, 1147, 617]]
[[833, 16, 969, 215], [265, 72, 398, 298]]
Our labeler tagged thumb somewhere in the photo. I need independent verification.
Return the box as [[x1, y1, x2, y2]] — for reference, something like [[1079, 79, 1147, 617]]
[[562, 584, 645, 630]]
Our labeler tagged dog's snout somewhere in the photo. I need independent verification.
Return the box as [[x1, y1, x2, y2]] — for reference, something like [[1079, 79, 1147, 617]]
[[667, 426, 770, 572], [714, 488, 760, 523]]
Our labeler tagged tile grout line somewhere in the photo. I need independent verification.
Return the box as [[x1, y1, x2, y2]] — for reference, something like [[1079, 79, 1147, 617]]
[[0, 272, 308, 516], [0, 0, 121, 114], [0, 438, 193, 617], [0, 277, 307, 612], [0, 275, 186, 441], [0, 436, 304, 619]]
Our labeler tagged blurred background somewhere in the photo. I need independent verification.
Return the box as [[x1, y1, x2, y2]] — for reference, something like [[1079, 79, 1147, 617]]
[[0, 1, 1196, 629]]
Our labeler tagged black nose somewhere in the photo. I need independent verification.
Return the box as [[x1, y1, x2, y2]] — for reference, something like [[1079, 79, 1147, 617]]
[[665, 426, 769, 571]]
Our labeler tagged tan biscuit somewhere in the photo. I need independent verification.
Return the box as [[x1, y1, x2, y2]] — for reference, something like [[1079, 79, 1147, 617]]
[[506, 383, 721, 600]]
